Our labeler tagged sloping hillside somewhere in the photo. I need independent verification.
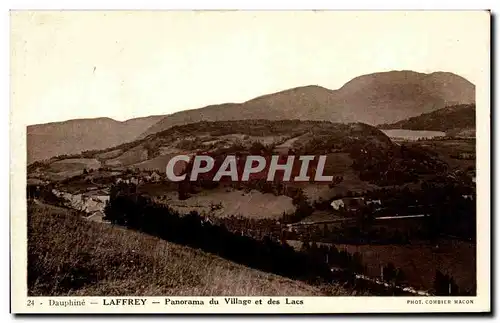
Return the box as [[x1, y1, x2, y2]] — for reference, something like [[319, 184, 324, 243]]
[[32, 119, 394, 173], [140, 71, 475, 138], [27, 115, 164, 163], [28, 202, 339, 296], [378, 104, 475, 135], [29, 120, 449, 216]]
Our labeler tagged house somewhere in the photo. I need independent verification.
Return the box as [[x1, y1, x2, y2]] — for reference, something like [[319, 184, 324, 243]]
[[330, 199, 345, 210], [330, 197, 365, 211], [366, 199, 382, 206], [150, 171, 162, 182], [458, 152, 475, 160]]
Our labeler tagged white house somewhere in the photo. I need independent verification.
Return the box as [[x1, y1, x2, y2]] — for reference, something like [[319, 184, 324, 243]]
[[330, 197, 365, 211]]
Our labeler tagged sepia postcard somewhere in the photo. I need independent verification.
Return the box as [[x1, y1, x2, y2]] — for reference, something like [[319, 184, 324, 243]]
[[10, 10, 491, 314]]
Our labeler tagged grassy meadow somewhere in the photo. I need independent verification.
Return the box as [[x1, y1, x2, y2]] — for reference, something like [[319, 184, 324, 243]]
[[28, 202, 351, 296]]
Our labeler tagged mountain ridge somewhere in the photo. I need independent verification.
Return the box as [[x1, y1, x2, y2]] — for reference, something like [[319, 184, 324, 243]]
[[139, 70, 475, 138], [27, 70, 475, 163], [27, 115, 165, 163]]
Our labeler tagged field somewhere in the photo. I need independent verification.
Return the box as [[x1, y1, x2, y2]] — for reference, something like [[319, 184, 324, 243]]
[[151, 187, 296, 219], [413, 139, 475, 171], [297, 211, 347, 224], [134, 153, 179, 171], [49, 158, 101, 172], [104, 146, 149, 167], [380, 129, 446, 141], [29, 158, 102, 181], [28, 202, 338, 296]]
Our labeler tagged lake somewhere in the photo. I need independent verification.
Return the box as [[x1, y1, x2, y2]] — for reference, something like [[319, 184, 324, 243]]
[[381, 129, 446, 140]]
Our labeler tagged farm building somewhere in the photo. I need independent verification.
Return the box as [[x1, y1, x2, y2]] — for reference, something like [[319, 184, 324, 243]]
[[366, 199, 382, 206], [330, 197, 366, 211], [148, 171, 162, 182], [330, 199, 344, 210], [458, 152, 475, 160]]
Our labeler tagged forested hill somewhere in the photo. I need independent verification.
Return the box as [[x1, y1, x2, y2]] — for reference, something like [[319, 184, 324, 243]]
[[378, 104, 475, 135]]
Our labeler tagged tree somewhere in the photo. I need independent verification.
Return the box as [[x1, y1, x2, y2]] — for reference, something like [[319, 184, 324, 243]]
[[434, 270, 460, 296], [178, 182, 190, 200], [383, 262, 396, 284], [350, 252, 364, 273], [394, 268, 405, 285], [356, 208, 374, 234], [300, 240, 310, 253], [322, 224, 331, 237]]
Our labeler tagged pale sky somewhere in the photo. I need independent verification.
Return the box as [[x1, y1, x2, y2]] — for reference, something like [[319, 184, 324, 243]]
[[11, 11, 490, 125]]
